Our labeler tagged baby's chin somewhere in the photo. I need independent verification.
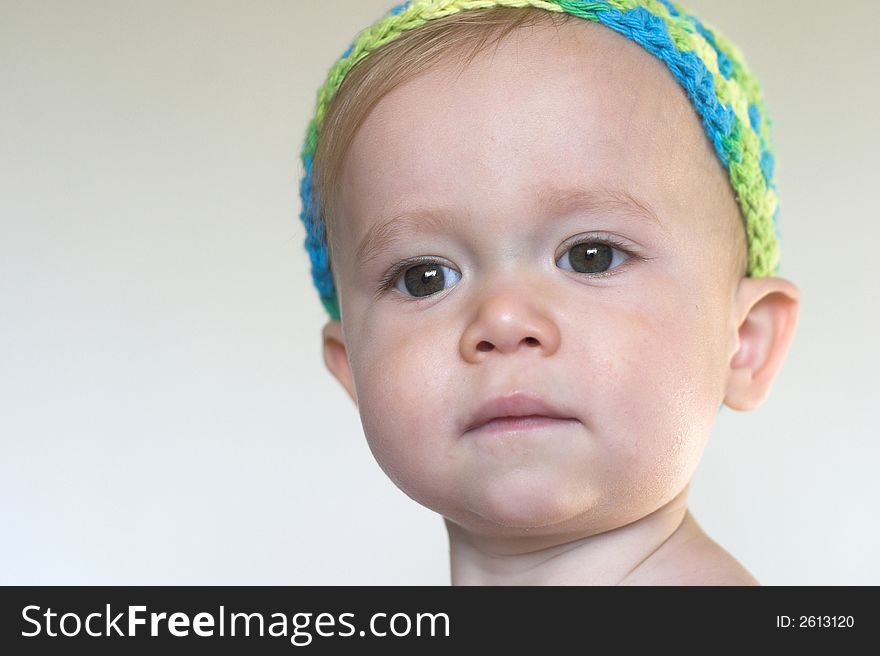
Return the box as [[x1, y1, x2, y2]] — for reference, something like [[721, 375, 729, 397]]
[[447, 468, 606, 532]]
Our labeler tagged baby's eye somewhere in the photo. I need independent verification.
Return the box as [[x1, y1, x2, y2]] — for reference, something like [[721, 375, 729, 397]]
[[390, 260, 462, 299], [383, 237, 634, 301], [556, 238, 631, 275]]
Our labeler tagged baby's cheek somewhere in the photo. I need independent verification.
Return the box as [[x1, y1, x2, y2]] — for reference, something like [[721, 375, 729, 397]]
[[604, 301, 718, 492], [352, 332, 458, 495]]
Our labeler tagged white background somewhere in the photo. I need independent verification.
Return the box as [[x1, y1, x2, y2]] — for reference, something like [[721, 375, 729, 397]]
[[2, 0, 877, 584]]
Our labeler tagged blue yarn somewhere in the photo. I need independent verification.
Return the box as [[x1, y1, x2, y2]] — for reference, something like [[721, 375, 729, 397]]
[[748, 103, 761, 133], [390, 1, 411, 16], [593, 5, 735, 168], [311, 237, 335, 298], [299, 155, 336, 299], [747, 103, 775, 188], [656, 0, 679, 17], [760, 151, 775, 187]]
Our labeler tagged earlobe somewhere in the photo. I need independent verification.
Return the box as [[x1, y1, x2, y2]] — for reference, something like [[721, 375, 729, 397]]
[[322, 320, 357, 404], [723, 276, 801, 411]]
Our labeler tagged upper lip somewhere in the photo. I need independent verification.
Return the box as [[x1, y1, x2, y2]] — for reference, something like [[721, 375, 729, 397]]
[[463, 391, 577, 433]]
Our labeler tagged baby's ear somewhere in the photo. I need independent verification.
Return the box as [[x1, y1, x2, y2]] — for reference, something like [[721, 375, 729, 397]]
[[723, 276, 801, 411], [322, 320, 357, 404]]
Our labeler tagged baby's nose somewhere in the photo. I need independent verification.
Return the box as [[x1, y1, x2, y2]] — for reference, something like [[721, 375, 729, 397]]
[[458, 283, 561, 362]]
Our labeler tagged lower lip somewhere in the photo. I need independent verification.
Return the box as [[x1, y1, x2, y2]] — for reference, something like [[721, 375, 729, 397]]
[[469, 415, 578, 435]]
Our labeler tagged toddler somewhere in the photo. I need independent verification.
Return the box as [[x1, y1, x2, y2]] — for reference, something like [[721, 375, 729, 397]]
[[298, 0, 800, 585]]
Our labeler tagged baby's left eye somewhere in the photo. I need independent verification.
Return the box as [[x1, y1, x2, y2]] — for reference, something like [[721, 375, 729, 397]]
[[556, 239, 631, 275]]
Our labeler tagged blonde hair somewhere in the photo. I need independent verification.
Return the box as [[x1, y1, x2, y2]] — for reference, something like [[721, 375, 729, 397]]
[[311, 7, 575, 275]]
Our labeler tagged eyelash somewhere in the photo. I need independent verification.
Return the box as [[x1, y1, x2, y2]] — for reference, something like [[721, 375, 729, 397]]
[[376, 234, 641, 300]]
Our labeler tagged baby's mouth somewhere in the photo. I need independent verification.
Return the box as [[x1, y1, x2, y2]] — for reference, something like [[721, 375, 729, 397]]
[[467, 415, 580, 435], [463, 391, 578, 435]]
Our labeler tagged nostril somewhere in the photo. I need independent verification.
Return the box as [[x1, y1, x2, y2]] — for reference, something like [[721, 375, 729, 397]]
[[524, 337, 539, 346], [476, 341, 493, 352]]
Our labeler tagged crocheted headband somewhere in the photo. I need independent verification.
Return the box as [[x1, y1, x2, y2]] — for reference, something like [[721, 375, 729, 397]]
[[299, 0, 781, 322]]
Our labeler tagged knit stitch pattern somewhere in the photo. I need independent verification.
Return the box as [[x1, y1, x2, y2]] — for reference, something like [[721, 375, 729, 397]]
[[299, 0, 781, 322]]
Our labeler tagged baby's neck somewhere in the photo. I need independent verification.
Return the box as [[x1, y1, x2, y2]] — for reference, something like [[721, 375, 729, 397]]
[[444, 490, 697, 585]]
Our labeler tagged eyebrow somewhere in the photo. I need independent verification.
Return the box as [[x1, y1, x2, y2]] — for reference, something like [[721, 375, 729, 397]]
[[354, 185, 664, 267]]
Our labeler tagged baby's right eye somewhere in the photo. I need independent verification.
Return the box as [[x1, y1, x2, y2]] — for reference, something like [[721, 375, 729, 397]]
[[385, 259, 462, 299]]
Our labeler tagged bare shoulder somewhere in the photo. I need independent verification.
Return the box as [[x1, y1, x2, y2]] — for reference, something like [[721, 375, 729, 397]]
[[623, 511, 760, 586], [668, 538, 761, 586]]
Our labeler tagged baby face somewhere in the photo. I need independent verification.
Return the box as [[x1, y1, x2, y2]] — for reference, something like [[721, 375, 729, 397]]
[[325, 20, 745, 537]]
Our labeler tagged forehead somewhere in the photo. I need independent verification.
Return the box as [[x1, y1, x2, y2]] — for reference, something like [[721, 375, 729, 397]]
[[335, 18, 722, 251]]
